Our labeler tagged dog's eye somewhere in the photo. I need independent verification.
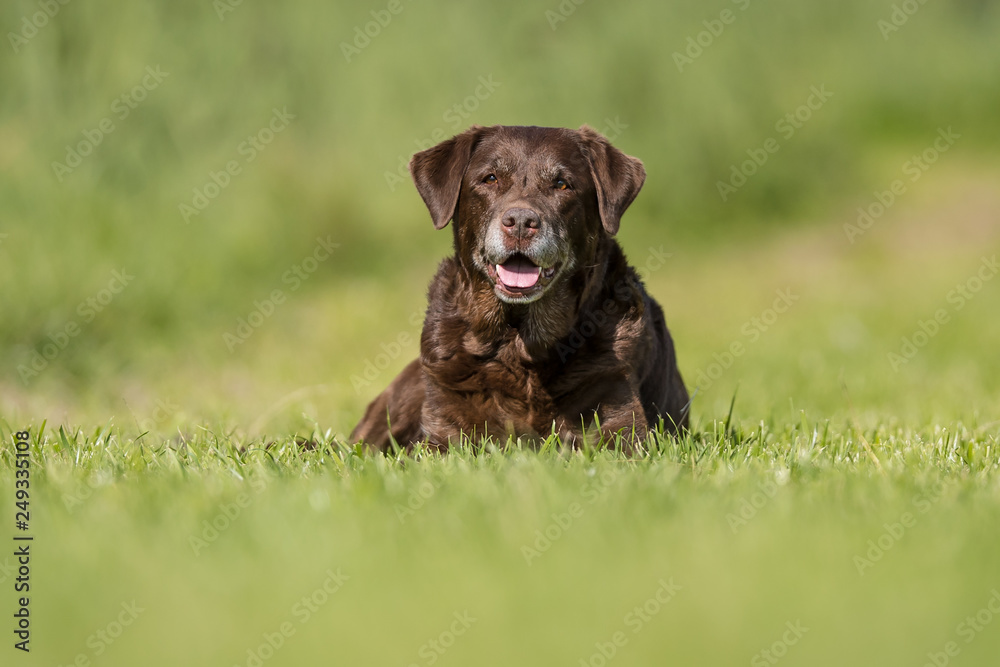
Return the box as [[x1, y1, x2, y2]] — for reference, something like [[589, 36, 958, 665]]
[[555, 179, 569, 190], [483, 174, 498, 184]]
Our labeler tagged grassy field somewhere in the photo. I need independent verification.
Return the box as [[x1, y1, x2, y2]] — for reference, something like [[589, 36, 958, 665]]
[[2, 0, 1000, 664], [1, 423, 998, 666]]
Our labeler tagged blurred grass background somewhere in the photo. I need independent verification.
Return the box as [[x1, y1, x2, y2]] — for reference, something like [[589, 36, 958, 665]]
[[2, 0, 998, 434], [2, 1, 1000, 664]]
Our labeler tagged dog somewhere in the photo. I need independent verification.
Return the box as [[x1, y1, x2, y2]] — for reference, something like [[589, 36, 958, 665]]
[[351, 125, 689, 450]]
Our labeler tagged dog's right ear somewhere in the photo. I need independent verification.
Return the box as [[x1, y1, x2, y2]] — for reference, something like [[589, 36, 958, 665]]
[[409, 126, 485, 230]]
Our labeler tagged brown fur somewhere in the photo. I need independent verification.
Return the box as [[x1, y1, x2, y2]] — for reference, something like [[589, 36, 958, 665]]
[[351, 125, 689, 450]]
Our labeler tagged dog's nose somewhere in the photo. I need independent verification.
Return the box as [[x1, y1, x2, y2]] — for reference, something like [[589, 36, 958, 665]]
[[501, 208, 541, 235]]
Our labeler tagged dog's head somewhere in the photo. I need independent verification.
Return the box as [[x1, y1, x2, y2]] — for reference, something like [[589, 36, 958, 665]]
[[409, 125, 645, 305]]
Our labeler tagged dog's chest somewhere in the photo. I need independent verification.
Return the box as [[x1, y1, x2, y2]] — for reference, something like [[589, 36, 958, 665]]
[[425, 332, 599, 437]]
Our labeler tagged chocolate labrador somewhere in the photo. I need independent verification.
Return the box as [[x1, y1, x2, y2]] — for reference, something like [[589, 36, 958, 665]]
[[351, 125, 689, 449]]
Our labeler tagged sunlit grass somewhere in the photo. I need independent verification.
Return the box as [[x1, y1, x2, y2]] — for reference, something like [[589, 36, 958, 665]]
[[2, 419, 999, 665]]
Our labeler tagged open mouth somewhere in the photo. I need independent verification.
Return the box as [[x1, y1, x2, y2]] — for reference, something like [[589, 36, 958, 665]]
[[487, 254, 559, 302]]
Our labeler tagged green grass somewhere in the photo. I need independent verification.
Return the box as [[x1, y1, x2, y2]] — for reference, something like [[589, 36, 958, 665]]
[[3, 0, 1000, 664], [2, 421, 999, 665]]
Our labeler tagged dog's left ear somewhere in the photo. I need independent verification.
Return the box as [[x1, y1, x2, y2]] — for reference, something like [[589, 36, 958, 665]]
[[409, 125, 486, 230], [578, 125, 646, 235]]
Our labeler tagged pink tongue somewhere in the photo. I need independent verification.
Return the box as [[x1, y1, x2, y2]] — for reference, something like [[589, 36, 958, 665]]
[[497, 257, 540, 289]]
